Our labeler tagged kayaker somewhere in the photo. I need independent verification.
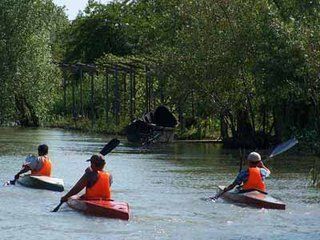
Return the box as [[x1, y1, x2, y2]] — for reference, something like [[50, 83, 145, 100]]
[[60, 154, 112, 203], [213, 151, 270, 200], [12, 144, 52, 183]]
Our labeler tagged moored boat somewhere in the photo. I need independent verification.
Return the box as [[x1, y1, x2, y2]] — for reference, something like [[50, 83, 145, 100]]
[[218, 186, 286, 210], [17, 174, 64, 192], [67, 195, 130, 220], [126, 105, 178, 144]]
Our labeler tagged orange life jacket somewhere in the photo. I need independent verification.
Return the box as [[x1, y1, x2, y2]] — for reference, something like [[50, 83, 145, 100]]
[[242, 167, 266, 192], [85, 171, 111, 200], [31, 156, 52, 177]]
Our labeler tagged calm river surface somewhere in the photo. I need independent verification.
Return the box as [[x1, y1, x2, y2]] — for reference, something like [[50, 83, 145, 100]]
[[0, 128, 319, 240]]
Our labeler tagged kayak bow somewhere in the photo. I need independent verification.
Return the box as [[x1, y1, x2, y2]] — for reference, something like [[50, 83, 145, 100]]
[[17, 174, 64, 192], [67, 195, 130, 220], [218, 186, 285, 210]]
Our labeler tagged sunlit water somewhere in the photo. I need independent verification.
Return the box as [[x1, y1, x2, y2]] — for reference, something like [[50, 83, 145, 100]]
[[0, 128, 319, 240]]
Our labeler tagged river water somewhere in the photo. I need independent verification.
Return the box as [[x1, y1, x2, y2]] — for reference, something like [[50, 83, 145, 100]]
[[0, 128, 319, 240]]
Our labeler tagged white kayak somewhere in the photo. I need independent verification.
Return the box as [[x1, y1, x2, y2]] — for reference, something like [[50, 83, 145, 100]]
[[18, 174, 64, 192]]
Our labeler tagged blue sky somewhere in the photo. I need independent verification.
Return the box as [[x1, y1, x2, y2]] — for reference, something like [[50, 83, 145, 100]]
[[53, 0, 112, 20]]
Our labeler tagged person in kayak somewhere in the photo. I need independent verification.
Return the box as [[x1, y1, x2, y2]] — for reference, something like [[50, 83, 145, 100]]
[[212, 151, 270, 200], [12, 144, 52, 184], [60, 154, 112, 202]]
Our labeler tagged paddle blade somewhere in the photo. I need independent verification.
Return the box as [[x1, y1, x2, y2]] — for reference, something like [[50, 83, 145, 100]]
[[200, 196, 217, 202], [99, 139, 120, 156], [51, 202, 63, 212], [269, 138, 298, 158], [3, 179, 16, 186]]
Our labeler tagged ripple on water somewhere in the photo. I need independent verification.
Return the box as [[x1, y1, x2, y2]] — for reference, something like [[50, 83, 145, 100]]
[[0, 128, 319, 240]]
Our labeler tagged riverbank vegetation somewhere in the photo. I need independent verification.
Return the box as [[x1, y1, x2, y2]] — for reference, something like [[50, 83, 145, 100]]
[[0, 0, 320, 154], [0, 0, 68, 126]]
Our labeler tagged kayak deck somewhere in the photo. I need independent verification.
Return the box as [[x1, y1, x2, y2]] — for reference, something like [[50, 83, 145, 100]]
[[218, 186, 286, 210], [67, 195, 130, 220], [17, 174, 64, 192]]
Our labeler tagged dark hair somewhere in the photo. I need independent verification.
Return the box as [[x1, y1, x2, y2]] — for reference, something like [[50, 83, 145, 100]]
[[94, 160, 106, 169], [87, 154, 106, 169], [38, 144, 48, 156], [249, 161, 259, 167]]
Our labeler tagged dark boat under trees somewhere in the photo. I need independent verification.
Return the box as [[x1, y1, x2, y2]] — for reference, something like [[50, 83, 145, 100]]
[[126, 106, 178, 144]]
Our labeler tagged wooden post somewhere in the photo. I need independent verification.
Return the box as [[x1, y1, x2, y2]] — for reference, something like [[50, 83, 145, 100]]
[[122, 71, 127, 117], [114, 65, 120, 125], [105, 69, 109, 123], [72, 74, 76, 119], [150, 73, 155, 110], [149, 70, 151, 111], [129, 67, 134, 121], [192, 90, 195, 119], [159, 69, 164, 104], [79, 68, 84, 117], [133, 70, 136, 115], [63, 70, 67, 116], [90, 73, 95, 128], [145, 65, 150, 113]]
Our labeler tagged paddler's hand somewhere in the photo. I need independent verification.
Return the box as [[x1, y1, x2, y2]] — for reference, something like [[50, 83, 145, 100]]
[[211, 186, 230, 201], [257, 161, 264, 168], [9, 180, 16, 185], [210, 188, 224, 201]]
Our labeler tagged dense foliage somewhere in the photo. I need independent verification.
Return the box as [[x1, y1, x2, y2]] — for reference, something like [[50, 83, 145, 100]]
[[58, 0, 320, 148], [0, 0, 68, 126], [1, 0, 320, 151]]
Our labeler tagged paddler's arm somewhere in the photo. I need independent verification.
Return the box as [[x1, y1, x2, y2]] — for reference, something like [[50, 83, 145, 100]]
[[14, 165, 31, 181], [211, 183, 237, 200], [14, 156, 42, 181], [257, 161, 271, 175], [60, 174, 87, 202], [211, 170, 247, 200]]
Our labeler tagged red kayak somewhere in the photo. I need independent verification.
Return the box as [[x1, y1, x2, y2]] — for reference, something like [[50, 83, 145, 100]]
[[67, 195, 130, 220], [218, 186, 286, 210]]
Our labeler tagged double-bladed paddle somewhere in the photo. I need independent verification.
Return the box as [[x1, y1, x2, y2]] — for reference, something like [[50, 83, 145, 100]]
[[51, 201, 64, 212], [99, 138, 120, 156], [208, 137, 299, 201], [267, 138, 298, 159], [51, 138, 120, 212]]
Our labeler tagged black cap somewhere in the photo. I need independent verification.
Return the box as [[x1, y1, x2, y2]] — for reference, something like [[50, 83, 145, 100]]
[[86, 154, 105, 165]]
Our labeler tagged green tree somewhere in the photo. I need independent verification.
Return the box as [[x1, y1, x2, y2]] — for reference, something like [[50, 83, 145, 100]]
[[0, 0, 68, 126]]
